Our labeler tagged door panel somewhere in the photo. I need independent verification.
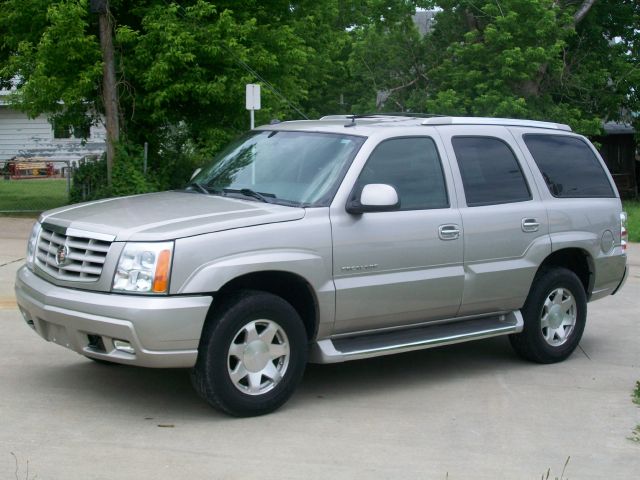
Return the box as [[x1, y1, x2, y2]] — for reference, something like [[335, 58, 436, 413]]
[[456, 202, 551, 315], [331, 209, 464, 334], [437, 126, 552, 316], [330, 136, 464, 335]]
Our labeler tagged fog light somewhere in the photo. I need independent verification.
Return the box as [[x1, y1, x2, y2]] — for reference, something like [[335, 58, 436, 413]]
[[114, 339, 135, 355], [19, 307, 35, 329]]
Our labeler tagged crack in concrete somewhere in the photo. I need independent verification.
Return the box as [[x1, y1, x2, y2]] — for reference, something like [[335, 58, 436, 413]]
[[0, 258, 24, 268], [578, 344, 592, 360]]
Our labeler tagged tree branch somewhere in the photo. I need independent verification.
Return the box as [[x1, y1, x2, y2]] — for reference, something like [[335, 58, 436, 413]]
[[573, 0, 597, 25], [387, 77, 418, 95]]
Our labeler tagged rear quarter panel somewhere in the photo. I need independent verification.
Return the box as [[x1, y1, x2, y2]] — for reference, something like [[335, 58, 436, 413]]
[[509, 128, 627, 299]]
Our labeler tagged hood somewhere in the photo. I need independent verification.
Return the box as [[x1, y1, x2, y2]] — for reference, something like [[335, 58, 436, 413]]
[[40, 191, 306, 241]]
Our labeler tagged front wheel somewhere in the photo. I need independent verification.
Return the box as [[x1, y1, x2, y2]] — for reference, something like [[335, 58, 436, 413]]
[[509, 268, 587, 364], [191, 290, 308, 417]]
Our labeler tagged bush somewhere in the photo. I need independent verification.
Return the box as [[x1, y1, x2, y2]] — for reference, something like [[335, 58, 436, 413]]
[[70, 140, 159, 203], [69, 156, 109, 203]]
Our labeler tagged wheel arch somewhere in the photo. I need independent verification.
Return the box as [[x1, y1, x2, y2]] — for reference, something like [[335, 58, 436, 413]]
[[537, 248, 594, 298], [205, 270, 319, 342]]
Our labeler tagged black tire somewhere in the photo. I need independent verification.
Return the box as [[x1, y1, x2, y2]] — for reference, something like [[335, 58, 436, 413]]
[[509, 267, 587, 364], [191, 290, 308, 417]]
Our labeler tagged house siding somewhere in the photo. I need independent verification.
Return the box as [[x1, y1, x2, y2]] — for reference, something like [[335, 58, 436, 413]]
[[0, 105, 106, 163]]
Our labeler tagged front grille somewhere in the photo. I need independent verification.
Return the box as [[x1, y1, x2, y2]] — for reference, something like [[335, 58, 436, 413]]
[[35, 227, 111, 281]]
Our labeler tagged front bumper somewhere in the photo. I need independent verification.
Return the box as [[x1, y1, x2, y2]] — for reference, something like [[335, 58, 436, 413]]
[[15, 266, 212, 368]]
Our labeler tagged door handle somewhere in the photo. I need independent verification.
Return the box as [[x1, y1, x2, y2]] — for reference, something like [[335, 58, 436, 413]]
[[439, 224, 461, 240], [521, 218, 540, 232]]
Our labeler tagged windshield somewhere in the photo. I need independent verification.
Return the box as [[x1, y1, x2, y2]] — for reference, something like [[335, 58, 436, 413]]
[[189, 130, 365, 207]]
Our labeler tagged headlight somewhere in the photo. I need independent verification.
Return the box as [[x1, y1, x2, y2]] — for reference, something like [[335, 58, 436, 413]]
[[112, 242, 173, 294], [26, 222, 42, 270]]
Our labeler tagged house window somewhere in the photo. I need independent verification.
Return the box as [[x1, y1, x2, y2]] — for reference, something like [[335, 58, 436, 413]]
[[52, 118, 91, 140]]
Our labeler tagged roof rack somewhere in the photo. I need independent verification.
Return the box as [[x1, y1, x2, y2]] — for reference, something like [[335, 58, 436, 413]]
[[420, 116, 572, 132], [320, 113, 445, 120]]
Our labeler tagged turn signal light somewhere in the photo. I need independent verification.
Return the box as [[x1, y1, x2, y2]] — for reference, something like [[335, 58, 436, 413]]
[[152, 249, 171, 293]]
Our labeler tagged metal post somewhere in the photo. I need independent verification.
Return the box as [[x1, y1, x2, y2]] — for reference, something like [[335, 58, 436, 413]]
[[143, 142, 148, 175], [66, 161, 71, 196], [250, 109, 255, 130]]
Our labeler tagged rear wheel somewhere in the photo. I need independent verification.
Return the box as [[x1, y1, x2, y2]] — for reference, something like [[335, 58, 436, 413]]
[[191, 290, 308, 417], [509, 268, 587, 363]]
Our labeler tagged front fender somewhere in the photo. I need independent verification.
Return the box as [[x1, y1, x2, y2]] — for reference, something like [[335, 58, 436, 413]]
[[176, 249, 330, 294]]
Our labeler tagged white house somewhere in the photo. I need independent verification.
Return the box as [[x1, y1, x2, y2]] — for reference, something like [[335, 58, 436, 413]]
[[0, 89, 106, 165]]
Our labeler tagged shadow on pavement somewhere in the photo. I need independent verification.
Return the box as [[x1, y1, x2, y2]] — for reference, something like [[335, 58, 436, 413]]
[[25, 336, 528, 420]]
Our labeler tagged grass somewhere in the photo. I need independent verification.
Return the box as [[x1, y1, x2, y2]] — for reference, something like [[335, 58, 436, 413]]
[[0, 178, 68, 213], [629, 382, 640, 443], [632, 382, 640, 443], [623, 200, 640, 243]]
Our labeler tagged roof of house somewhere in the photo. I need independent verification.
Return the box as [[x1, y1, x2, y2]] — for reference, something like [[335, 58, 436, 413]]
[[603, 121, 635, 135]]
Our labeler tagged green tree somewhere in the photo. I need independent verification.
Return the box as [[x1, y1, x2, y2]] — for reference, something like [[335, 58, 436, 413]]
[[423, 0, 640, 134], [0, 0, 426, 195], [347, 11, 428, 113]]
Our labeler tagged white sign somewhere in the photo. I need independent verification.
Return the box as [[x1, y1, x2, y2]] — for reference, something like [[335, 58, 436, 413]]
[[245, 84, 261, 110]]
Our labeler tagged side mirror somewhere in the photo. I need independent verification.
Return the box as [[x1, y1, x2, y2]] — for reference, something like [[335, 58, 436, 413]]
[[190, 168, 202, 181], [346, 183, 400, 214]]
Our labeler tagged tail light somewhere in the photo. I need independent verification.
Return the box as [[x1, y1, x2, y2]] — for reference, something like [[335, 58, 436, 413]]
[[620, 212, 628, 252]]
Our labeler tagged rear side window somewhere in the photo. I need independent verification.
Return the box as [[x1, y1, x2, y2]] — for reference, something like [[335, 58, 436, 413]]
[[523, 134, 614, 198], [452, 136, 531, 207], [356, 137, 448, 210]]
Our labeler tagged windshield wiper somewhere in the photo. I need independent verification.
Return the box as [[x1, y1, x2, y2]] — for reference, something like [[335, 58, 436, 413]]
[[223, 188, 275, 203], [186, 181, 211, 195]]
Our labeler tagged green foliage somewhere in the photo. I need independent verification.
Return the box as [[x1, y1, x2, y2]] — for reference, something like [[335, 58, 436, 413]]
[[1, 0, 639, 201], [69, 156, 108, 204], [0, 0, 102, 132], [632, 381, 640, 443], [420, 0, 640, 135], [624, 201, 640, 243], [348, 0, 639, 136], [347, 15, 428, 113], [70, 141, 158, 202], [111, 141, 159, 197]]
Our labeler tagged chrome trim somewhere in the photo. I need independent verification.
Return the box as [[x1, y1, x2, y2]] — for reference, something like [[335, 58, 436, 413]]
[[66, 228, 116, 242], [35, 226, 112, 282], [310, 311, 523, 363], [329, 310, 512, 339]]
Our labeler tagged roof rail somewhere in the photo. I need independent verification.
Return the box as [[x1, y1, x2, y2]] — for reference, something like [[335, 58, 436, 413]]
[[420, 116, 572, 131], [320, 114, 411, 122]]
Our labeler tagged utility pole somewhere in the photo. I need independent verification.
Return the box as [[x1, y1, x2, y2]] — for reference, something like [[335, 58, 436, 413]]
[[91, 0, 119, 186]]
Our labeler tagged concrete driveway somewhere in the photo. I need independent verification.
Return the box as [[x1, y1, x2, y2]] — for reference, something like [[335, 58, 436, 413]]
[[1, 217, 638, 479]]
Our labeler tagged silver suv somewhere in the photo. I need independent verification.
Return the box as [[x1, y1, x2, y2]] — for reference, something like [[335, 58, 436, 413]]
[[15, 115, 629, 416]]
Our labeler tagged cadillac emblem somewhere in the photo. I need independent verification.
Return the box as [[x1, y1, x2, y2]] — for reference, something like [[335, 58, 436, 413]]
[[55, 245, 69, 267]]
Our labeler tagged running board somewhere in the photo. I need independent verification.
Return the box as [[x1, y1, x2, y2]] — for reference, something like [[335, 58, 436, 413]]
[[309, 311, 523, 364]]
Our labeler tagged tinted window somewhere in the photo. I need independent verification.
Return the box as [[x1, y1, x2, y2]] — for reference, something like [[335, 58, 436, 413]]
[[452, 137, 531, 207], [355, 137, 448, 210], [523, 134, 614, 198]]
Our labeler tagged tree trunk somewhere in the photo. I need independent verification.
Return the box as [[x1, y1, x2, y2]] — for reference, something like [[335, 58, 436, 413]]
[[98, 6, 119, 187]]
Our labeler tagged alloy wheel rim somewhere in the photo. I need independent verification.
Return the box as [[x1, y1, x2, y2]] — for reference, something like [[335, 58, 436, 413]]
[[227, 319, 290, 395], [540, 287, 577, 347]]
